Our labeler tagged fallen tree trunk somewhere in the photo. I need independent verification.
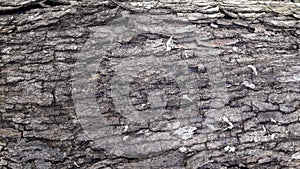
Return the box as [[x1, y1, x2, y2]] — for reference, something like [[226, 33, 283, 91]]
[[0, 0, 300, 168]]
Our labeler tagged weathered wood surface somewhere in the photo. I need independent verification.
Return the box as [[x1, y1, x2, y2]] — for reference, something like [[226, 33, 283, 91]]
[[0, 0, 300, 168]]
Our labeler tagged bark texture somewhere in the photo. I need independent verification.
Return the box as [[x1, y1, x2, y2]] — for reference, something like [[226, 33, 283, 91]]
[[0, 0, 300, 168]]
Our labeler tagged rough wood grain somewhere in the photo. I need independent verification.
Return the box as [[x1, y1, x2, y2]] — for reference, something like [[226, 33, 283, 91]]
[[0, 0, 300, 168]]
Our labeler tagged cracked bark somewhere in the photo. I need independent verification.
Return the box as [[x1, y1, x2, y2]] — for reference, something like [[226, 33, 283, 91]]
[[0, 0, 300, 168]]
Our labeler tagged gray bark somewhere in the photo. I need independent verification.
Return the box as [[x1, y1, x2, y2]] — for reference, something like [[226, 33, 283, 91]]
[[0, 0, 300, 168]]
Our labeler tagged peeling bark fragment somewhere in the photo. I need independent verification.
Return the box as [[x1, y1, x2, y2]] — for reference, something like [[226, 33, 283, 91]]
[[252, 100, 279, 112]]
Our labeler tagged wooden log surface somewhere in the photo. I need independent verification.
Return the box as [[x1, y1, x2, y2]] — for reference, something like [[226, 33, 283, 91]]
[[0, 0, 300, 168]]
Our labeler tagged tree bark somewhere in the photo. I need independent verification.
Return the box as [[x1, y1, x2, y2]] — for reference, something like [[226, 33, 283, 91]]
[[0, 0, 300, 168]]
